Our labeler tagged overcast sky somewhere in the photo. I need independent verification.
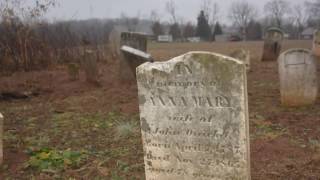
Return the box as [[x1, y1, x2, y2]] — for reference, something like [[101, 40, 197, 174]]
[[44, 0, 306, 23]]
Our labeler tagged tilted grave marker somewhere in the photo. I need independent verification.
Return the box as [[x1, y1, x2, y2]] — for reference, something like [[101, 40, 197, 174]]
[[278, 49, 318, 107], [312, 30, 320, 57], [119, 32, 149, 82], [120, 46, 153, 81], [137, 52, 250, 180], [261, 27, 284, 61]]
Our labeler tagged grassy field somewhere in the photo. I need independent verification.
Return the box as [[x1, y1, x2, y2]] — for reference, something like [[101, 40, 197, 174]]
[[0, 40, 320, 179]]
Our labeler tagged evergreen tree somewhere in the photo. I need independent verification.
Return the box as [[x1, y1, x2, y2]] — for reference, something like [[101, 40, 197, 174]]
[[152, 21, 164, 37], [196, 10, 211, 41], [212, 22, 223, 40]]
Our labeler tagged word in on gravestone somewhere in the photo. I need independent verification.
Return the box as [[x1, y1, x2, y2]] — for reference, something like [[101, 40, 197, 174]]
[[261, 27, 284, 61], [137, 52, 250, 180], [278, 49, 318, 107]]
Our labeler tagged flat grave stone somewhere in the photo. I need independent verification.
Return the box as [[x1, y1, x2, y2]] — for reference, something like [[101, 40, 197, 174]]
[[137, 52, 250, 180], [278, 49, 318, 106]]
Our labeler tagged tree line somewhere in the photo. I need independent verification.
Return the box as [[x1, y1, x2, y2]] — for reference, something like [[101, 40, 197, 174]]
[[149, 0, 320, 41]]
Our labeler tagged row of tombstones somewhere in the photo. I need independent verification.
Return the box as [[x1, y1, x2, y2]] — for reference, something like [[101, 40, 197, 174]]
[[121, 29, 319, 179]]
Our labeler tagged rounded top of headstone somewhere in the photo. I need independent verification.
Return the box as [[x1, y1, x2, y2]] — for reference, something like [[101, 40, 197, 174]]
[[282, 48, 311, 56], [267, 27, 284, 35]]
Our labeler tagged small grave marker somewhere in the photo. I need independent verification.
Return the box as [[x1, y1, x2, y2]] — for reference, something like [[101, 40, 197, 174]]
[[278, 49, 318, 106], [261, 27, 284, 61]]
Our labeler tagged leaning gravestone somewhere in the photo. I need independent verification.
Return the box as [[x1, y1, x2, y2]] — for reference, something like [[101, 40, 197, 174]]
[[120, 32, 148, 82], [278, 49, 318, 107], [312, 30, 320, 57], [120, 46, 153, 81], [0, 113, 3, 165], [137, 52, 250, 180], [261, 27, 284, 61]]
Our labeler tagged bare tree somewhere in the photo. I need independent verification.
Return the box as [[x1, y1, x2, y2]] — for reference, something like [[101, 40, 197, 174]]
[[166, 0, 177, 23], [121, 12, 140, 32], [229, 1, 257, 41], [290, 4, 308, 39], [264, 0, 291, 28], [201, 0, 212, 20], [305, 0, 320, 27], [210, 2, 220, 27]]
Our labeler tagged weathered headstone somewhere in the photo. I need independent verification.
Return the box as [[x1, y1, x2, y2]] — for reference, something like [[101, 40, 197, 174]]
[[120, 32, 147, 52], [230, 49, 251, 71], [137, 52, 250, 180], [261, 27, 284, 61], [82, 49, 99, 84], [0, 113, 3, 165], [278, 49, 318, 107], [312, 30, 320, 57], [120, 46, 153, 82]]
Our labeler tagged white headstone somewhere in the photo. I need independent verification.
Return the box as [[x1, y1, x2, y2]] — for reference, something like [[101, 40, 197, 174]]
[[278, 49, 318, 107], [137, 52, 250, 180]]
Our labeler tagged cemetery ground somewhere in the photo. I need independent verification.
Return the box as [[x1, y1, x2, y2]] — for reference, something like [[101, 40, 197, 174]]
[[0, 40, 320, 179]]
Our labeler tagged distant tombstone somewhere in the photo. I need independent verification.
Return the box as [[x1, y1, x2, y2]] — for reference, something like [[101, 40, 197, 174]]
[[120, 46, 153, 82], [137, 52, 250, 180], [312, 30, 320, 57], [0, 113, 3, 165], [83, 49, 99, 85], [67, 63, 80, 81], [120, 32, 147, 51], [230, 49, 251, 71], [109, 29, 121, 58], [278, 49, 318, 107], [261, 27, 284, 61]]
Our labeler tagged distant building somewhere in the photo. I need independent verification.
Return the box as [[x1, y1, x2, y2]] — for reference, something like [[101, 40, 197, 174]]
[[157, 35, 173, 43], [301, 27, 316, 40], [187, 37, 201, 42]]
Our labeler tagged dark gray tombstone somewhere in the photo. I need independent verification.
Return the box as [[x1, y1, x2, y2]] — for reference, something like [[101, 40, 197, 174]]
[[261, 27, 284, 61], [120, 32, 148, 52], [312, 30, 320, 57]]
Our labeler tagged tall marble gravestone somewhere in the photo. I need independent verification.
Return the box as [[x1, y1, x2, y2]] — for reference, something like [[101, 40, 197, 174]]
[[312, 30, 320, 57], [0, 113, 3, 165], [137, 52, 250, 180], [261, 27, 284, 61], [120, 32, 148, 82], [278, 49, 318, 107]]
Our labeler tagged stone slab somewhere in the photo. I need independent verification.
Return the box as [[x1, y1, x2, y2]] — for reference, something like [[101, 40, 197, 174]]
[[137, 52, 250, 180]]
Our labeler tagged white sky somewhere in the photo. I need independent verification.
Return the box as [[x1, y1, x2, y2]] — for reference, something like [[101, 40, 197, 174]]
[[42, 0, 306, 23]]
